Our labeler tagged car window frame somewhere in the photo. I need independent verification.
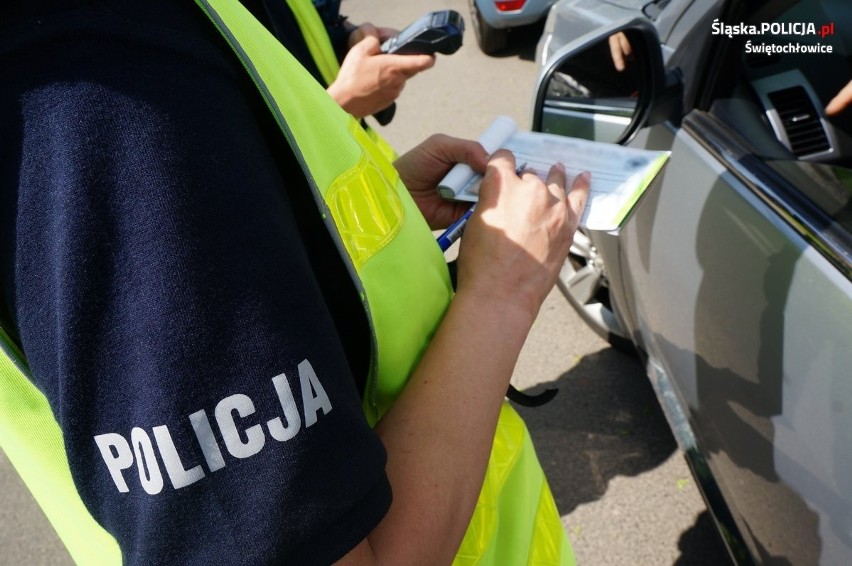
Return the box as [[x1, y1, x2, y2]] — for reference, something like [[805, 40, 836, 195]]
[[682, 110, 852, 279]]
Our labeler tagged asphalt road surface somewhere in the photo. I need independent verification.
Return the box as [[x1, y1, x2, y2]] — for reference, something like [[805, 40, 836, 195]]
[[0, 1, 732, 563]]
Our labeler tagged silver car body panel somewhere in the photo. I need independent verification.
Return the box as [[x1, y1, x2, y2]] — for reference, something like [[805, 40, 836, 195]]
[[622, 117, 852, 563]]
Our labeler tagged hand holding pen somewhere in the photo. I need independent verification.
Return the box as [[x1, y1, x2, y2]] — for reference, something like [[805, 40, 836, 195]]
[[436, 162, 527, 251], [451, 150, 590, 319]]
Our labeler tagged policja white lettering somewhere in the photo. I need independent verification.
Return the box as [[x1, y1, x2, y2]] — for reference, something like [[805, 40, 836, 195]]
[[297, 359, 333, 426], [189, 409, 227, 472], [152, 425, 206, 489], [93, 359, 333, 494], [131, 427, 164, 495], [268, 372, 302, 441], [215, 393, 266, 459], [94, 433, 134, 493]]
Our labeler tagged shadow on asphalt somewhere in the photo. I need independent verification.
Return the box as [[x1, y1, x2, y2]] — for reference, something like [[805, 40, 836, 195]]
[[482, 20, 545, 62], [514, 347, 732, 565], [676, 511, 733, 566], [515, 348, 676, 512]]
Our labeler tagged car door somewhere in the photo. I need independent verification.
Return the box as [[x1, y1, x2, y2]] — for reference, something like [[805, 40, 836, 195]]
[[618, 0, 852, 563]]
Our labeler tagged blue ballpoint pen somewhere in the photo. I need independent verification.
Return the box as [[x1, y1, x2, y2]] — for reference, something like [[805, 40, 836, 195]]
[[436, 162, 527, 252], [436, 205, 476, 252]]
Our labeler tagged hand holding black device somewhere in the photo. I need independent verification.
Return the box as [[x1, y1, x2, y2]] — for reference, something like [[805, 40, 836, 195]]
[[372, 10, 465, 125], [380, 10, 464, 55]]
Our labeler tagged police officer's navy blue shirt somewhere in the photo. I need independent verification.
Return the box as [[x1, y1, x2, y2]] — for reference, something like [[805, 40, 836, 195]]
[[0, 2, 390, 563]]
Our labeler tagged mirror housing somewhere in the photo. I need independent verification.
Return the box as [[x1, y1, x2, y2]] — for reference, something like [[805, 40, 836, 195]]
[[532, 18, 673, 145]]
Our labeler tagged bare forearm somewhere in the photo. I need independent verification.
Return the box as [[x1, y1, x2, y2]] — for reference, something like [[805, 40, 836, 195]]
[[352, 291, 535, 564]]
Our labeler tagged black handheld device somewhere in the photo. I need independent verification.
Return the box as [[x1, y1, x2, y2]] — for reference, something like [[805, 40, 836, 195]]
[[372, 10, 465, 125], [380, 10, 465, 55]]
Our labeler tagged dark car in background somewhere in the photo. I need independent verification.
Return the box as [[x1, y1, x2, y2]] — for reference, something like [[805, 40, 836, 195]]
[[532, 0, 852, 563]]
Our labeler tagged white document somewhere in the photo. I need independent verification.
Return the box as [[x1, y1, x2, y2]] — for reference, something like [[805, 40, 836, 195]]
[[437, 116, 670, 231]]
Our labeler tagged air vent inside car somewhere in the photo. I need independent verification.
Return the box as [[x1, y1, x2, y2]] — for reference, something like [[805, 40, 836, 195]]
[[767, 86, 831, 157]]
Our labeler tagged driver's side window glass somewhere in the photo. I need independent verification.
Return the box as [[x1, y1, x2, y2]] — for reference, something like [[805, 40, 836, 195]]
[[711, 0, 852, 238]]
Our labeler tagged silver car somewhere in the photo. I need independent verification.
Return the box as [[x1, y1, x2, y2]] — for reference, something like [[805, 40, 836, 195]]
[[469, 0, 558, 53], [533, 0, 852, 563]]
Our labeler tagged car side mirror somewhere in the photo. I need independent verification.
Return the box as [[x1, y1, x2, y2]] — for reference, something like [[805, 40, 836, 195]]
[[532, 19, 673, 145]]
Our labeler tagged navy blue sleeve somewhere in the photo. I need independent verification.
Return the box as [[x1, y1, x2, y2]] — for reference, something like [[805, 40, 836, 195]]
[[1, 3, 390, 564]]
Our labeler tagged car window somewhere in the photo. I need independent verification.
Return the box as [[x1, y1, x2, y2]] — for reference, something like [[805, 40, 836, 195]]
[[703, 0, 852, 258], [764, 161, 852, 231], [743, 0, 851, 158]]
